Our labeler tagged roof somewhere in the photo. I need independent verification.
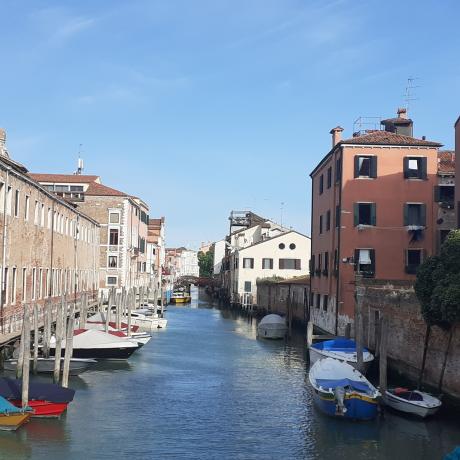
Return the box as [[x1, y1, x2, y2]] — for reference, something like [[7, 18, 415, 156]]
[[381, 117, 412, 125], [237, 230, 310, 252], [277, 275, 310, 285], [341, 130, 442, 147], [85, 182, 127, 197], [438, 150, 455, 174], [29, 173, 101, 183]]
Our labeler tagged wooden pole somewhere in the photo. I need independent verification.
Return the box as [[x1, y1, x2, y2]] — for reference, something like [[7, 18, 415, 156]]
[[32, 304, 39, 374], [355, 274, 364, 372], [53, 299, 64, 384], [62, 300, 75, 388], [116, 292, 121, 330], [379, 314, 388, 395], [105, 289, 112, 333], [21, 304, 31, 408], [306, 321, 313, 348], [127, 289, 132, 337], [42, 301, 51, 359], [16, 306, 26, 379], [80, 293, 87, 329]]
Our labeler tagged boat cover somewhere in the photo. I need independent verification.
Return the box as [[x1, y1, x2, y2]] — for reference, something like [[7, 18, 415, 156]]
[[312, 338, 370, 353], [0, 378, 75, 403], [316, 378, 371, 393], [259, 314, 286, 326], [0, 395, 25, 414]]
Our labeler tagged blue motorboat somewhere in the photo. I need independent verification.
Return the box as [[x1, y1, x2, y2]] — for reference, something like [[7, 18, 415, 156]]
[[309, 357, 380, 421]]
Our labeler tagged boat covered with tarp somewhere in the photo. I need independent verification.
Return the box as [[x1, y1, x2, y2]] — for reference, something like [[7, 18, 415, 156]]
[[0, 395, 31, 430], [257, 314, 287, 339]]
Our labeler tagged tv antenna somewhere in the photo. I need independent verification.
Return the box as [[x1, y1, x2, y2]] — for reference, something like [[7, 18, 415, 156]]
[[280, 201, 285, 227], [403, 77, 420, 113], [76, 144, 84, 175]]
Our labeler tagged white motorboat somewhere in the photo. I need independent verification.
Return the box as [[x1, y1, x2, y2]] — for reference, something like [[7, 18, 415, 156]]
[[3, 357, 97, 375], [309, 357, 380, 421], [384, 388, 442, 418], [84, 322, 152, 346], [257, 314, 287, 339], [128, 312, 167, 331], [309, 338, 374, 373], [50, 329, 139, 360]]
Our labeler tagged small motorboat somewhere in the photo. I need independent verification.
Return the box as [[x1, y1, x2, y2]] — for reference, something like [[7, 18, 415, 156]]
[[309, 357, 380, 421], [0, 396, 31, 430], [3, 357, 97, 375], [127, 312, 168, 331], [0, 378, 75, 418], [170, 291, 191, 304], [50, 329, 140, 360], [86, 313, 140, 333], [384, 388, 442, 418], [309, 338, 374, 373], [257, 314, 287, 339]]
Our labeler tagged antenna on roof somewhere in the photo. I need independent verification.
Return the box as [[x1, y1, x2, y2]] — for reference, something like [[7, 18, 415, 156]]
[[76, 144, 84, 175], [403, 77, 420, 113], [280, 202, 285, 227]]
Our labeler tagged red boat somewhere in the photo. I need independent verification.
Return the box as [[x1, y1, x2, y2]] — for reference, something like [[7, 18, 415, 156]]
[[0, 378, 75, 418]]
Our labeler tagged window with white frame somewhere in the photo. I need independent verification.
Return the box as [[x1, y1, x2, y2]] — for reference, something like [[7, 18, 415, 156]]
[[24, 195, 30, 221], [22, 268, 27, 301], [242, 258, 254, 269], [6, 186, 12, 215], [14, 190, 20, 218], [32, 268, 36, 300], [11, 267, 16, 304], [262, 258, 273, 269], [107, 276, 117, 286], [108, 256, 118, 268], [109, 212, 120, 224]]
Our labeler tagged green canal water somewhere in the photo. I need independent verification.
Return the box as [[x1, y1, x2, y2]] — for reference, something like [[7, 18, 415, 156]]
[[1, 291, 459, 460]]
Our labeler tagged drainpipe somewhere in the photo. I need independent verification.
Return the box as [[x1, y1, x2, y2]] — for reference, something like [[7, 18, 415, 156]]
[[335, 151, 343, 336], [0, 168, 10, 333]]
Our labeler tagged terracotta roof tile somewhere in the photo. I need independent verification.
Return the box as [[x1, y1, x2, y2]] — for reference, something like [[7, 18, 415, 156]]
[[29, 173, 100, 183], [85, 182, 127, 197], [438, 150, 455, 174], [341, 130, 442, 147]]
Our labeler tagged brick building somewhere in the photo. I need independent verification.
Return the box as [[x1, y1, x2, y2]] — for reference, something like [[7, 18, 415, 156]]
[[30, 173, 150, 293], [0, 129, 100, 332], [309, 109, 442, 335]]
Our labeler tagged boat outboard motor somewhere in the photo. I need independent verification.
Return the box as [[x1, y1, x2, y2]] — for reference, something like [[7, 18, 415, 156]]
[[334, 386, 347, 416]]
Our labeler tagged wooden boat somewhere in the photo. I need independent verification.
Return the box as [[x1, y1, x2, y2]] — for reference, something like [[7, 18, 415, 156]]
[[3, 357, 97, 375], [50, 329, 140, 360], [384, 388, 442, 418], [309, 358, 380, 421], [0, 378, 75, 418], [309, 338, 374, 373], [0, 396, 31, 430], [257, 314, 287, 339], [170, 291, 191, 304]]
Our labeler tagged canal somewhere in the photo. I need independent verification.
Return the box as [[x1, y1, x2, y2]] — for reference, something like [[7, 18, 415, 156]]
[[1, 291, 459, 460]]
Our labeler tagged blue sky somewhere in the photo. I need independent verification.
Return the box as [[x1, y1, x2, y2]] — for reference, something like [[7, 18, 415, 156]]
[[1, 0, 459, 248]]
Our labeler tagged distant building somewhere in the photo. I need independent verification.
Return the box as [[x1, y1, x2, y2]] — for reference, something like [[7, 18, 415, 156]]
[[146, 217, 166, 294], [199, 241, 213, 254], [30, 173, 150, 293], [213, 240, 226, 275], [165, 247, 199, 279], [310, 108, 442, 334]]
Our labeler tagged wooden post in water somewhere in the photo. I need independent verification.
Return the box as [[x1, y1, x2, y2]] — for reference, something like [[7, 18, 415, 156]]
[[21, 304, 31, 409], [379, 314, 388, 394], [80, 293, 87, 329], [306, 321, 314, 348], [42, 301, 51, 359], [116, 292, 122, 330], [53, 299, 64, 384], [16, 305, 26, 379], [153, 284, 159, 313], [355, 274, 364, 373], [127, 288, 132, 337], [105, 289, 112, 333], [62, 300, 75, 388], [32, 304, 39, 374]]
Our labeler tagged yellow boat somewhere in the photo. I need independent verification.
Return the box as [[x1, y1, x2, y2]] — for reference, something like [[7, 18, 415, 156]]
[[170, 292, 191, 304], [0, 396, 32, 431]]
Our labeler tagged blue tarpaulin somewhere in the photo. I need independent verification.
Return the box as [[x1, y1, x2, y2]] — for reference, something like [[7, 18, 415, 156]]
[[312, 338, 370, 354], [0, 378, 75, 403], [316, 378, 372, 393], [0, 395, 24, 414]]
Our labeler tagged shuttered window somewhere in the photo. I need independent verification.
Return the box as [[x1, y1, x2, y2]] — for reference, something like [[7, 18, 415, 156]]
[[262, 258, 273, 269], [279, 259, 301, 270], [403, 203, 426, 226], [403, 157, 427, 179], [354, 248, 375, 277], [243, 258, 254, 269], [326, 210, 331, 231], [354, 203, 376, 226], [327, 167, 332, 188], [319, 175, 324, 195], [354, 156, 377, 178], [335, 205, 340, 228]]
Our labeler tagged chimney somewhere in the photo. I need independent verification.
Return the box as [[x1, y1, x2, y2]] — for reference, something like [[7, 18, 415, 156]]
[[0, 128, 7, 157], [397, 107, 408, 119], [330, 126, 344, 147]]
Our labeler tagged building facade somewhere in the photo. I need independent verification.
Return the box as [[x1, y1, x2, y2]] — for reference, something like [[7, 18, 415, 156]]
[[0, 129, 100, 333], [455, 116, 460, 227], [310, 109, 442, 335], [29, 174, 150, 293]]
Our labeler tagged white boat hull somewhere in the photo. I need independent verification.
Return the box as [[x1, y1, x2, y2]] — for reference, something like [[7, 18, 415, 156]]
[[3, 358, 96, 375], [257, 324, 287, 339], [384, 391, 441, 418], [308, 347, 371, 374]]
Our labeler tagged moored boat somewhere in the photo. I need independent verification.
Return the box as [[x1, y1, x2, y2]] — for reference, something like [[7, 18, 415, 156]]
[[384, 388, 442, 418], [0, 396, 31, 430], [3, 357, 97, 375], [0, 378, 75, 418], [257, 314, 287, 339], [309, 338, 374, 373], [170, 291, 191, 304], [309, 358, 380, 421]]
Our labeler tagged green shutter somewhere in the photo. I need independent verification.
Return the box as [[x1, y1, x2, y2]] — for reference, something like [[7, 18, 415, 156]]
[[403, 204, 409, 226], [354, 156, 359, 178], [354, 249, 359, 271], [371, 203, 376, 226], [370, 156, 377, 178], [434, 186, 440, 202], [420, 158, 427, 180], [403, 157, 409, 178], [354, 203, 359, 226], [370, 249, 375, 275], [420, 204, 426, 226]]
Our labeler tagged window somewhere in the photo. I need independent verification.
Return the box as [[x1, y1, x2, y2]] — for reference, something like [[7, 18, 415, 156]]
[[354, 155, 377, 178], [32, 268, 36, 300], [14, 190, 19, 217], [310, 255, 315, 275], [323, 294, 328, 311], [318, 253, 322, 275], [244, 281, 252, 293], [24, 196, 30, 220], [262, 258, 273, 269], [22, 268, 27, 301], [34, 201, 39, 225], [327, 167, 332, 189], [319, 174, 324, 194], [11, 267, 16, 304], [278, 243, 285, 249], [354, 249, 375, 277], [108, 256, 118, 268], [289, 243, 296, 250], [6, 186, 12, 215], [404, 157, 427, 180], [279, 259, 301, 270], [243, 258, 254, 269], [3, 267, 8, 305], [40, 204, 45, 227], [434, 185, 454, 204], [326, 210, 331, 231], [70, 185, 84, 192], [47, 208, 52, 229], [404, 203, 426, 227], [334, 249, 339, 274], [107, 276, 117, 286], [55, 185, 69, 192], [354, 203, 376, 226], [109, 212, 120, 224], [109, 229, 119, 245], [323, 252, 329, 276], [335, 156, 342, 182], [406, 249, 423, 274], [319, 215, 323, 234], [335, 205, 340, 228], [316, 293, 321, 309]]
